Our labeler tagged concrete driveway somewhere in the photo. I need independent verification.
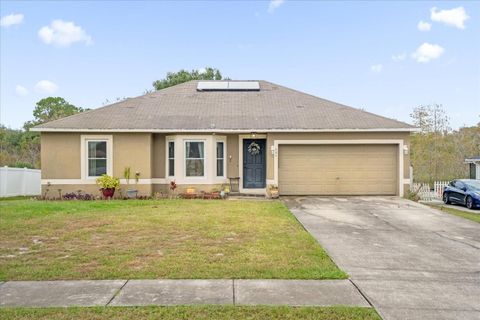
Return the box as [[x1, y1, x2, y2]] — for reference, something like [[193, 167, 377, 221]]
[[284, 197, 480, 320]]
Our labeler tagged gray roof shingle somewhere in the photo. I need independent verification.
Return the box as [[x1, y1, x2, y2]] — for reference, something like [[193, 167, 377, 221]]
[[33, 80, 415, 132]]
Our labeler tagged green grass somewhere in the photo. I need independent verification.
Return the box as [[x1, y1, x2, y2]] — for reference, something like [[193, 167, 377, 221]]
[[0, 306, 380, 320], [0, 199, 346, 280], [0, 196, 34, 201], [429, 204, 480, 223]]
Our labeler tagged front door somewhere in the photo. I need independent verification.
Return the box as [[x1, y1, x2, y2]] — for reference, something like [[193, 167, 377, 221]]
[[243, 139, 266, 189]]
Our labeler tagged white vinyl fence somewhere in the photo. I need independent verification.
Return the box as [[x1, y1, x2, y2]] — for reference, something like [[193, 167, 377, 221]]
[[411, 181, 449, 202], [0, 166, 41, 197]]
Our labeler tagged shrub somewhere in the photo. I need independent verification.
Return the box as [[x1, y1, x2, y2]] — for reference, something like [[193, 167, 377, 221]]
[[63, 192, 94, 200], [96, 174, 120, 189]]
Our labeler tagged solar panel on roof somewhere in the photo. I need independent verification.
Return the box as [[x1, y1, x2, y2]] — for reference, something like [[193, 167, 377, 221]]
[[228, 81, 260, 90], [197, 82, 229, 91], [197, 81, 260, 91]]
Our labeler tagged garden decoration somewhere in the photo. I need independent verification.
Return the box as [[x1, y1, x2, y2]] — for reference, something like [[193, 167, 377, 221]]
[[248, 141, 261, 155], [96, 174, 120, 199]]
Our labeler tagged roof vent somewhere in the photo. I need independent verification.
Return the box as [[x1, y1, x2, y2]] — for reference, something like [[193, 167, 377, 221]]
[[197, 81, 260, 91]]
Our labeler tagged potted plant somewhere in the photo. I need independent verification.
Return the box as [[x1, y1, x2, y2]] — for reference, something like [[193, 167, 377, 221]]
[[96, 174, 120, 199], [124, 167, 138, 199], [268, 184, 279, 199]]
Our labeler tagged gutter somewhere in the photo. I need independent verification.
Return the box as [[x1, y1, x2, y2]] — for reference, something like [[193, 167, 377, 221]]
[[30, 128, 420, 133]]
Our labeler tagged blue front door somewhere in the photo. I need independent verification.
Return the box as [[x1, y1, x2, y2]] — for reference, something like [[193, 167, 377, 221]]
[[243, 139, 266, 189]]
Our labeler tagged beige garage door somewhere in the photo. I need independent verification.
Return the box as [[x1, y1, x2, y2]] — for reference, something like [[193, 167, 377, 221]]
[[278, 144, 398, 195]]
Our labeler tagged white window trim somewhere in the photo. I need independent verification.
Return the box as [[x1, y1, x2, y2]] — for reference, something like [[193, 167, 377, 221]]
[[167, 140, 175, 177], [184, 139, 206, 179], [272, 139, 405, 196], [80, 135, 113, 181], [164, 135, 228, 185], [215, 138, 227, 179]]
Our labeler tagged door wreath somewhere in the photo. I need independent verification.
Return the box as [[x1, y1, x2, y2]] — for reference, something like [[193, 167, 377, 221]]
[[248, 141, 261, 155]]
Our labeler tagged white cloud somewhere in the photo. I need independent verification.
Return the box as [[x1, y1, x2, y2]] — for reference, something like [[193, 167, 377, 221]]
[[15, 85, 29, 96], [392, 53, 406, 62], [417, 21, 431, 31], [430, 6, 469, 29], [268, 0, 285, 14], [38, 20, 93, 47], [371, 64, 383, 73], [411, 43, 445, 63], [0, 13, 24, 27], [34, 80, 58, 94]]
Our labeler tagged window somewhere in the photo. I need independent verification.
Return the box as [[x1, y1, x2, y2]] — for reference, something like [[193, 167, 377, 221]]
[[168, 141, 175, 176], [470, 163, 476, 179], [216, 141, 225, 177], [185, 141, 204, 177], [87, 141, 107, 177], [454, 181, 465, 190]]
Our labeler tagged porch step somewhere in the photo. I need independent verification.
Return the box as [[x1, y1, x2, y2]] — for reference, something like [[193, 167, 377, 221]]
[[228, 193, 268, 200]]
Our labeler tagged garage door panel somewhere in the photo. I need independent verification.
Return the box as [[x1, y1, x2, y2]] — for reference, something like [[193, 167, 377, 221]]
[[278, 144, 398, 195]]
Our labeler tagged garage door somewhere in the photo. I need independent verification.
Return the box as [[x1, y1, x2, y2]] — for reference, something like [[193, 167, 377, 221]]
[[278, 144, 398, 195]]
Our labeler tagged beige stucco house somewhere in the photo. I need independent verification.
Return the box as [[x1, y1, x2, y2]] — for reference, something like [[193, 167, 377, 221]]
[[32, 80, 417, 197]]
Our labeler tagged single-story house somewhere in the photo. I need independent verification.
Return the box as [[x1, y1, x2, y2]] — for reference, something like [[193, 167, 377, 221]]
[[32, 80, 418, 197], [465, 156, 480, 179]]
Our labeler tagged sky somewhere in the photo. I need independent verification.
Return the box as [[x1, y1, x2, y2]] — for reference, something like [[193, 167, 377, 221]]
[[1, 0, 479, 130]]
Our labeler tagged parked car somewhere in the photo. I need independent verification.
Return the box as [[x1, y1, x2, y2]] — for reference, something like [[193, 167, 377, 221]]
[[443, 179, 480, 210]]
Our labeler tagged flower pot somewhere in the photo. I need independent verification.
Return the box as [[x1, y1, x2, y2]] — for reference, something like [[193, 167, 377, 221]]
[[270, 190, 279, 199], [126, 189, 138, 199], [101, 188, 116, 199]]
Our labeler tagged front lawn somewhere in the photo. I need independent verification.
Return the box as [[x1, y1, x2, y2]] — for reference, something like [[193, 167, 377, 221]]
[[0, 199, 346, 280], [0, 306, 380, 320]]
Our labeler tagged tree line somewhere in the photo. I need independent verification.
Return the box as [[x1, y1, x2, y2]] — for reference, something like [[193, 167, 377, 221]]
[[410, 104, 479, 184]]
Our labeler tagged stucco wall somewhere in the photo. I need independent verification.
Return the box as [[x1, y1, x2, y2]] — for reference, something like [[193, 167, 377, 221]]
[[40, 131, 411, 196], [41, 132, 153, 179], [152, 133, 166, 178], [41, 133, 81, 179], [113, 133, 152, 178], [226, 134, 239, 178]]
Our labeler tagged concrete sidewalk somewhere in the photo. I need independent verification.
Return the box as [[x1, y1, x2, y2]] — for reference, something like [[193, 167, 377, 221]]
[[0, 279, 370, 308]]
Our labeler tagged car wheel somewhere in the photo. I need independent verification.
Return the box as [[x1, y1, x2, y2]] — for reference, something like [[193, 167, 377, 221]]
[[443, 193, 450, 204], [466, 196, 473, 210]]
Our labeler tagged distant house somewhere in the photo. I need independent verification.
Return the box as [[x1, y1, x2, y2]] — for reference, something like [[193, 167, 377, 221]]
[[465, 156, 480, 179], [32, 80, 418, 197]]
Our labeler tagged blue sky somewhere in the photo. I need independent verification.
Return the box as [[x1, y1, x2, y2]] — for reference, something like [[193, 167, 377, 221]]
[[1, 0, 479, 129]]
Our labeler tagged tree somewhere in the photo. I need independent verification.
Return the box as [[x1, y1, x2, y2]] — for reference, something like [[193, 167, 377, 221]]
[[152, 67, 225, 90], [410, 104, 480, 183], [23, 97, 85, 130], [410, 104, 450, 133]]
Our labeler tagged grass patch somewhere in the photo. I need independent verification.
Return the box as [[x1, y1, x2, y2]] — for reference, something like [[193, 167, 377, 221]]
[[429, 204, 480, 223], [0, 306, 380, 320], [0, 199, 346, 280], [0, 196, 34, 201]]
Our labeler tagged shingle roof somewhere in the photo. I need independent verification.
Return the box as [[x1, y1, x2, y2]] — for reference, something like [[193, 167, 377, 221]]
[[32, 80, 416, 132]]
